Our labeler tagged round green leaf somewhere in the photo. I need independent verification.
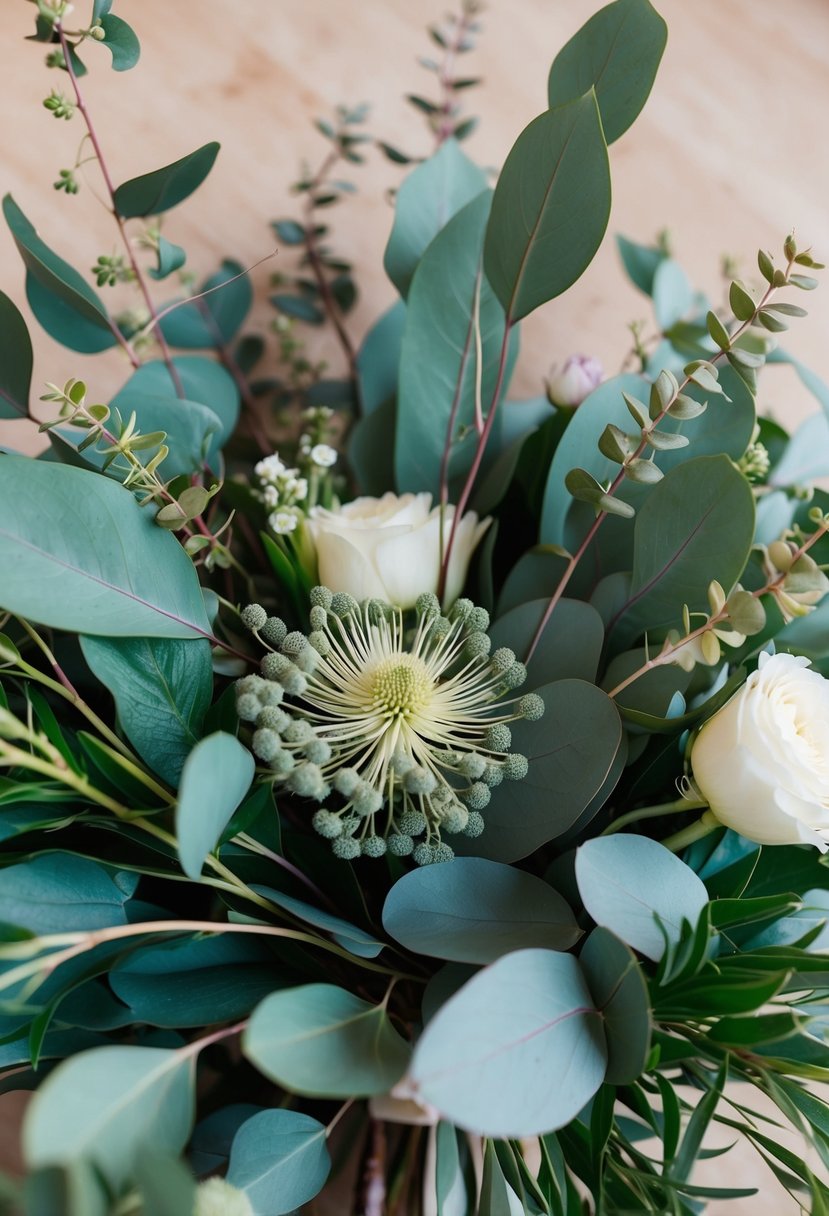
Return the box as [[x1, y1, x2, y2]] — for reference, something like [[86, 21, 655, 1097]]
[[226, 1109, 331, 1216], [244, 984, 411, 1098], [175, 733, 255, 880], [160, 261, 253, 348], [383, 139, 487, 298], [96, 12, 140, 71], [484, 93, 610, 321], [547, 0, 667, 145], [409, 948, 607, 1136], [456, 679, 623, 862], [113, 142, 220, 219], [489, 597, 604, 686], [0, 456, 212, 638], [23, 1045, 195, 1188], [575, 834, 709, 961], [382, 857, 581, 963], [112, 356, 240, 442], [580, 927, 652, 1084]]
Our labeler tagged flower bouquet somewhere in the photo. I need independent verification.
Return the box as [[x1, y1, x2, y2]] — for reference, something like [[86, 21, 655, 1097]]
[[1, 1, 829, 1213]]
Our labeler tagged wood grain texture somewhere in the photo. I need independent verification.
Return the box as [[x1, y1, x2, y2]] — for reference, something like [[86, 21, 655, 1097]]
[[1, 1, 828, 1208]]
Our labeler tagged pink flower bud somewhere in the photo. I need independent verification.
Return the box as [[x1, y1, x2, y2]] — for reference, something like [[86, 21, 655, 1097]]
[[546, 354, 603, 408]]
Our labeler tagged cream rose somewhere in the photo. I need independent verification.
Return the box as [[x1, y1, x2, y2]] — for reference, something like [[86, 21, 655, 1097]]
[[691, 652, 829, 850], [308, 492, 490, 609]]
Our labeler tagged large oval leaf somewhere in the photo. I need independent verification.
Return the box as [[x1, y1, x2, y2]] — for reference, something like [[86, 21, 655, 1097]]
[[575, 834, 708, 961], [580, 927, 652, 1083], [409, 948, 606, 1136], [175, 733, 255, 879], [382, 857, 580, 963], [160, 260, 253, 349], [81, 635, 212, 787], [0, 289, 32, 418], [548, 0, 667, 144], [226, 1109, 331, 1216], [113, 142, 220, 218], [23, 1045, 195, 1188], [383, 139, 487, 298], [489, 597, 604, 686], [456, 679, 623, 862], [244, 984, 411, 1098], [0, 855, 137, 934], [356, 299, 406, 417], [0, 457, 212, 638], [395, 190, 518, 496], [111, 356, 239, 441], [483, 93, 610, 321]]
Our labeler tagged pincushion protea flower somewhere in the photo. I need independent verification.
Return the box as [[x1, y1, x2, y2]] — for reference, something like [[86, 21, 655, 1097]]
[[236, 589, 543, 864]]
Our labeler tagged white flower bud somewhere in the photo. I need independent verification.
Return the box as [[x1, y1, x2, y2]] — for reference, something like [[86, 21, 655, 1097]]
[[546, 354, 603, 408]]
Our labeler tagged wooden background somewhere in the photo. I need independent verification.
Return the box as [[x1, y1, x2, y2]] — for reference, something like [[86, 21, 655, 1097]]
[[1, 0, 828, 1208]]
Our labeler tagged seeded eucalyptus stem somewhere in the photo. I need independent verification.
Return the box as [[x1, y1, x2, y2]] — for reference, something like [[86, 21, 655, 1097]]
[[55, 21, 185, 397], [524, 271, 792, 664], [434, 1, 478, 147], [302, 144, 358, 377]]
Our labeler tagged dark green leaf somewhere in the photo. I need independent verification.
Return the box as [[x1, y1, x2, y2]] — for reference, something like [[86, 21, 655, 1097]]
[[616, 234, 666, 296], [113, 142, 220, 218], [97, 13, 140, 71], [0, 290, 32, 418], [147, 235, 186, 281], [484, 92, 610, 321], [270, 293, 325, 324], [272, 219, 306, 245], [547, 0, 667, 144], [580, 927, 651, 1083], [489, 597, 605, 686], [162, 261, 253, 347], [356, 299, 406, 416], [0, 855, 136, 933]]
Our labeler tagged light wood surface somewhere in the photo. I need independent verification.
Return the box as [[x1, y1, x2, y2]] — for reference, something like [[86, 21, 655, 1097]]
[[1, 1, 829, 1209]]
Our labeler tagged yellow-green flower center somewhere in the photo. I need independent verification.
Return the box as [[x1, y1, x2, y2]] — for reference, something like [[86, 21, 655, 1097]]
[[371, 655, 432, 719]]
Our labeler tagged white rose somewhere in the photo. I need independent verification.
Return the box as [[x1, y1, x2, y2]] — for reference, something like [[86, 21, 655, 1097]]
[[546, 354, 603, 408], [691, 652, 829, 850], [308, 492, 490, 609]]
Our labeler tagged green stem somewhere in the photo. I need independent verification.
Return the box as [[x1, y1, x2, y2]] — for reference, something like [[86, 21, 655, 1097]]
[[661, 809, 720, 853], [602, 797, 708, 836]]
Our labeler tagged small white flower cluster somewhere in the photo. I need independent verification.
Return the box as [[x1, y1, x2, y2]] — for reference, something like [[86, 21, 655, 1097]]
[[299, 408, 338, 471], [254, 453, 308, 535]]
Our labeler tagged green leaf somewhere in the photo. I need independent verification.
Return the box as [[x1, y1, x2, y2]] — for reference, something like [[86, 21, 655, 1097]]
[[79, 635, 212, 786], [382, 858, 581, 963], [175, 733, 255, 879], [226, 1109, 331, 1215], [147, 235, 186, 281], [0, 289, 32, 418], [580, 928, 651, 1084], [269, 293, 324, 324], [575, 834, 708, 961], [457, 679, 622, 862], [383, 139, 488, 297], [23, 1045, 195, 1188], [112, 356, 240, 443], [272, 219, 306, 245], [134, 1154, 196, 1216], [395, 190, 518, 495], [348, 396, 396, 496], [244, 984, 411, 1098], [113, 142, 220, 219], [3, 195, 117, 353], [0, 855, 136, 933], [409, 949, 607, 1136], [97, 13, 140, 71], [729, 280, 756, 321], [652, 259, 693, 330], [489, 597, 605, 686], [547, 0, 667, 144], [669, 1061, 727, 1183], [484, 92, 610, 321], [249, 885, 383, 959], [479, 1140, 516, 1216], [161, 260, 252, 347], [609, 455, 755, 648], [356, 300, 406, 416], [616, 234, 666, 296], [109, 935, 280, 1028], [0, 456, 212, 638]]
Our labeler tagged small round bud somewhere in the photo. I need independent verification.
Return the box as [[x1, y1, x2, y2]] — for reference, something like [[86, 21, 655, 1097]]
[[481, 763, 504, 788], [459, 752, 486, 779], [390, 751, 415, 776], [309, 605, 327, 631], [89, 24, 107, 41], [432, 842, 455, 864], [431, 616, 452, 639], [416, 592, 441, 618], [261, 616, 288, 646], [353, 782, 383, 818], [413, 842, 436, 867], [463, 810, 485, 837], [403, 765, 437, 796], [236, 674, 267, 697], [462, 781, 491, 810], [519, 693, 545, 721], [339, 815, 360, 837], [281, 667, 308, 696], [236, 693, 261, 722], [331, 592, 358, 617], [439, 802, 469, 833], [287, 761, 326, 799], [491, 647, 516, 674], [398, 810, 427, 836], [334, 768, 360, 797], [308, 630, 331, 656], [195, 1177, 254, 1216], [468, 606, 490, 632], [332, 836, 361, 860], [252, 728, 282, 762], [261, 652, 292, 681], [387, 833, 414, 856], [256, 706, 289, 732], [450, 598, 474, 623], [281, 631, 308, 656], [503, 661, 527, 689], [485, 723, 511, 752], [310, 585, 333, 609], [293, 646, 320, 674], [305, 737, 332, 765], [258, 682, 284, 707], [464, 633, 491, 659], [284, 719, 313, 745], [503, 752, 529, 780], [361, 835, 387, 858], [312, 809, 343, 839], [241, 603, 268, 631], [270, 749, 295, 776]]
